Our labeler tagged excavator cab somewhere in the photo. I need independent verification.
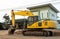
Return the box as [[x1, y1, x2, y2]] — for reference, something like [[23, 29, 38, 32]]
[[27, 16, 38, 26]]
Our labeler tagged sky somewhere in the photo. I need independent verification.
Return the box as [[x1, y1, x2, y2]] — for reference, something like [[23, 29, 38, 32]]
[[0, 0, 60, 22]]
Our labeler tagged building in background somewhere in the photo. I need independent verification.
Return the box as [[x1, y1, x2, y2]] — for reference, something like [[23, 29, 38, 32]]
[[57, 18, 60, 29], [27, 3, 59, 20]]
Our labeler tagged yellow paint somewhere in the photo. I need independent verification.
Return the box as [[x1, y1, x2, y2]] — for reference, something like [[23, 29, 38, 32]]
[[27, 20, 57, 29]]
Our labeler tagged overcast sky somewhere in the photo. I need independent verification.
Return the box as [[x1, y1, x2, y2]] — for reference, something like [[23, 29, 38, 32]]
[[0, 0, 60, 22]]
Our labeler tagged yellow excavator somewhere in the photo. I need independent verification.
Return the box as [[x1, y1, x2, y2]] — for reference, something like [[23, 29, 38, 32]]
[[8, 10, 57, 36]]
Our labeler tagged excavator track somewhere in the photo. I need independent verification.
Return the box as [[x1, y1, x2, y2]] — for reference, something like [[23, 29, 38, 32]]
[[22, 29, 53, 36]]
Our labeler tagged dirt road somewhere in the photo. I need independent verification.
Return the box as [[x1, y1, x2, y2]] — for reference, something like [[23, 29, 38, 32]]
[[0, 30, 60, 39]]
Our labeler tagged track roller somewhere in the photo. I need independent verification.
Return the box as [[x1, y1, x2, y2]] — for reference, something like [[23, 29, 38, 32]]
[[43, 31, 53, 36], [49, 31, 53, 36]]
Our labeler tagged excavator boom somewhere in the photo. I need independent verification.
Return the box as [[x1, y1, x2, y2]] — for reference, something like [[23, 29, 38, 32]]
[[12, 10, 35, 16], [11, 10, 35, 27]]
